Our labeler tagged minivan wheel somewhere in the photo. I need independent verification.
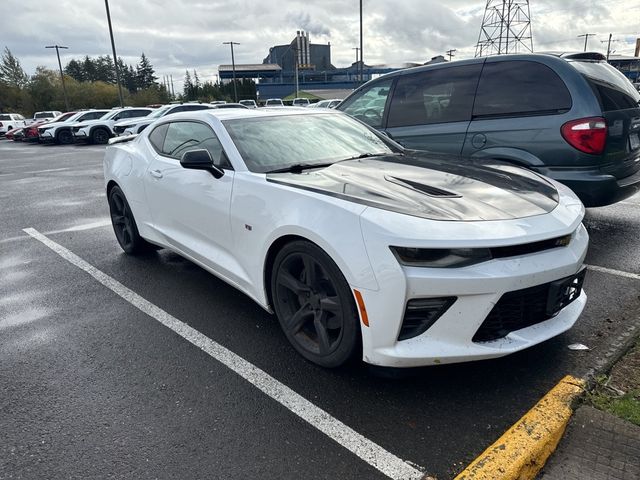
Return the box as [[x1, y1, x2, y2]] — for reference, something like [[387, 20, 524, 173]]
[[271, 241, 360, 368]]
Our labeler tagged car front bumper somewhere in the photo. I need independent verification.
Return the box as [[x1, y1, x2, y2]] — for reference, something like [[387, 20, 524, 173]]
[[356, 215, 588, 368]]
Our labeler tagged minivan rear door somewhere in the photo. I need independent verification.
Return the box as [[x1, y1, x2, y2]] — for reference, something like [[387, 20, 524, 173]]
[[383, 63, 482, 154], [570, 61, 640, 181], [462, 59, 573, 167]]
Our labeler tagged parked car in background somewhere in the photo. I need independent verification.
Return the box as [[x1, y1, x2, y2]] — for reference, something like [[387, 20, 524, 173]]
[[39, 110, 110, 144], [265, 98, 284, 106], [212, 103, 249, 109], [239, 99, 258, 108], [5, 126, 24, 141], [72, 107, 154, 144], [27, 111, 62, 125], [292, 98, 311, 106], [0, 113, 28, 135], [309, 99, 342, 109], [210, 101, 227, 105], [338, 53, 640, 207], [23, 112, 76, 142], [113, 103, 213, 136], [104, 108, 587, 368]]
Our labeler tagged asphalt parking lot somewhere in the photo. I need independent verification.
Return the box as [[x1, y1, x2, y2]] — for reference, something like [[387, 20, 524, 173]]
[[1, 140, 640, 480]]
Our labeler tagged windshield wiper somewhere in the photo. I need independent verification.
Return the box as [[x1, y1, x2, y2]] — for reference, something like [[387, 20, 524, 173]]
[[266, 162, 336, 174], [348, 151, 404, 160]]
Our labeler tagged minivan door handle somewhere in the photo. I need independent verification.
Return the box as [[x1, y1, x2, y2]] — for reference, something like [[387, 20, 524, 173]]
[[149, 169, 163, 179]]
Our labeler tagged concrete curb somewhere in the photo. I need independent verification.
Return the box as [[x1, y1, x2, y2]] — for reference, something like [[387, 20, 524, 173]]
[[454, 375, 585, 480]]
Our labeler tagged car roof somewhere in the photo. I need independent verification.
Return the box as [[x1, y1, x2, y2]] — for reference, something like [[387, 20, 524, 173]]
[[163, 107, 339, 122]]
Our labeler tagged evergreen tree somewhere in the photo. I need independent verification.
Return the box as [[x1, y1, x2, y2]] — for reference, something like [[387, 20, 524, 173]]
[[65, 59, 85, 82], [0, 47, 28, 87], [82, 56, 97, 82], [193, 69, 200, 98], [95, 55, 115, 83], [136, 53, 156, 90], [183, 70, 194, 100]]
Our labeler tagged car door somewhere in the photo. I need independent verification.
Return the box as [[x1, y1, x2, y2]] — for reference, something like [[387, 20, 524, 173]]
[[143, 120, 237, 279], [384, 63, 482, 153], [462, 59, 573, 166]]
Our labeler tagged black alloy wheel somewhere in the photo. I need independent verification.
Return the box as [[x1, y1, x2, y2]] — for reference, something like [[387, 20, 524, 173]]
[[57, 129, 73, 145], [271, 241, 360, 367], [92, 128, 110, 145], [108, 186, 154, 254]]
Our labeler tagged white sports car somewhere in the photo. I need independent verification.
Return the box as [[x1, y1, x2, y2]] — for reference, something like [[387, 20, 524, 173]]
[[103, 108, 588, 368]]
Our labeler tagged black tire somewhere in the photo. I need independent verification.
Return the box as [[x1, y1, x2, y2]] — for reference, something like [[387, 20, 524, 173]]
[[271, 240, 360, 368], [91, 128, 110, 145], [107, 186, 155, 254], [57, 129, 73, 145]]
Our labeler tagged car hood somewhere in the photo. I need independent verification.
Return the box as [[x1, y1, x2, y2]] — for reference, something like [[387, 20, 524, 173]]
[[115, 118, 152, 128], [267, 153, 559, 221], [73, 118, 112, 128]]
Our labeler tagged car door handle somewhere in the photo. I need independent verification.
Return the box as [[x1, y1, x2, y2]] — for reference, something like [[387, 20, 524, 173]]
[[149, 169, 163, 179]]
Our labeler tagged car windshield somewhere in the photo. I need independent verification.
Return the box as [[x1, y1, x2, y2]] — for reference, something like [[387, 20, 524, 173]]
[[34, 112, 53, 119], [147, 106, 172, 119], [50, 112, 75, 122], [223, 113, 395, 173]]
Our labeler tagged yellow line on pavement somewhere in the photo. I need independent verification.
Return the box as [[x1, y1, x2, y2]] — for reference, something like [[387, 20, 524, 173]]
[[454, 375, 585, 480]]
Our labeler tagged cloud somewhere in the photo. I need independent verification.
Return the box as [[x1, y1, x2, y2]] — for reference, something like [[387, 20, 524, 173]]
[[285, 12, 331, 37]]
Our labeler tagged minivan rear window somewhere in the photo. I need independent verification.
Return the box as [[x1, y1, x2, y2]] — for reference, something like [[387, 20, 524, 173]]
[[474, 60, 572, 117], [0, 115, 11, 120], [570, 61, 640, 111]]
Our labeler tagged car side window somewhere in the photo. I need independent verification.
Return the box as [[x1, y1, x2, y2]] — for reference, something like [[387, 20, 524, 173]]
[[130, 110, 150, 118], [387, 64, 482, 127], [162, 121, 230, 168], [85, 111, 107, 120], [339, 79, 393, 128], [148, 123, 169, 153], [474, 61, 572, 117]]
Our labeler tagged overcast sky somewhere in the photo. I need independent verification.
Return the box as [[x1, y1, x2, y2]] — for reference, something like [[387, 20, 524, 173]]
[[2, 0, 638, 89]]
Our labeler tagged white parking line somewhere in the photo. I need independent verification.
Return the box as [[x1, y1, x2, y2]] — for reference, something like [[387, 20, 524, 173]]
[[586, 264, 640, 281], [22, 227, 425, 480], [47, 219, 112, 234]]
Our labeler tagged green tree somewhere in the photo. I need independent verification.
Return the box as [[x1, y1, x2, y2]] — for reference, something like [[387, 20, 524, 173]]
[[64, 59, 85, 82], [183, 70, 194, 100], [0, 47, 28, 88], [136, 53, 156, 90]]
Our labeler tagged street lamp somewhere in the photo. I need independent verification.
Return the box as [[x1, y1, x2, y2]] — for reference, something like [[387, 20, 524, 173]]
[[359, 0, 364, 85], [104, 0, 125, 107], [223, 41, 240, 102], [45, 45, 70, 111]]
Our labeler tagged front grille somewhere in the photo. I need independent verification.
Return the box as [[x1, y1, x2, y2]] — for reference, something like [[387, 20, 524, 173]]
[[491, 234, 571, 259], [473, 270, 585, 342]]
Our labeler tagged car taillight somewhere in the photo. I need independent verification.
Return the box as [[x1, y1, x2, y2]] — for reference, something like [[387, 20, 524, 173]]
[[561, 117, 607, 155]]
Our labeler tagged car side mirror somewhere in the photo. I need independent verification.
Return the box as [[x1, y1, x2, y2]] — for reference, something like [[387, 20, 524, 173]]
[[180, 149, 224, 179]]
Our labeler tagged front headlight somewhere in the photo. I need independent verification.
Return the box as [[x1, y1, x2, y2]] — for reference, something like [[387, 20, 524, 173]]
[[390, 246, 492, 268]]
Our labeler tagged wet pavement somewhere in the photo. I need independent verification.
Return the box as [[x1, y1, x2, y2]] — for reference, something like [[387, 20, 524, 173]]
[[1, 140, 640, 479]]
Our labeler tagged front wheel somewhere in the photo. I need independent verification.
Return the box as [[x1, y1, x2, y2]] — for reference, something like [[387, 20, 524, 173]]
[[57, 129, 73, 145], [108, 186, 155, 254], [271, 241, 360, 368], [92, 128, 110, 145]]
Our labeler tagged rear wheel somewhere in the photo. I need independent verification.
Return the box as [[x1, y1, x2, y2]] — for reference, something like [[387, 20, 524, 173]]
[[271, 241, 360, 368], [57, 129, 73, 145], [92, 128, 110, 145], [108, 186, 155, 254]]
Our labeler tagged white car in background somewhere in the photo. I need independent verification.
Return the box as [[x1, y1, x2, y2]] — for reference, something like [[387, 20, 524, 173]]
[[39, 110, 110, 144], [104, 108, 587, 368], [309, 99, 342, 109], [27, 110, 63, 125], [113, 103, 213, 136], [72, 107, 154, 144], [0, 113, 28, 135]]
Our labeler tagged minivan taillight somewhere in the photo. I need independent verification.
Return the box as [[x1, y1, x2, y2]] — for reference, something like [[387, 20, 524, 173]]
[[561, 117, 607, 155]]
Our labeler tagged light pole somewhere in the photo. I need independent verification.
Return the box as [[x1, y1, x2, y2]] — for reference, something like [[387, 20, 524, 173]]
[[352, 47, 360, 83], [45, 45, 70, 111], [446, 49, 457, 61], [578, 33, 596, 52], [359, 0, 364, 85], [104, 0, 125, 107], [223, 41, 240, 102]]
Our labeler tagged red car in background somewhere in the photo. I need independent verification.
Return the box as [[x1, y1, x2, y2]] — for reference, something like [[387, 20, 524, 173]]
[[5, 126, 24, 141], [22, 111, 77, 142]]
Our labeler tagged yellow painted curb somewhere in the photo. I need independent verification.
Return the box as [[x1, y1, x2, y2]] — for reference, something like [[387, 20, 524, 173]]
[[454, 375, 585, 480]]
